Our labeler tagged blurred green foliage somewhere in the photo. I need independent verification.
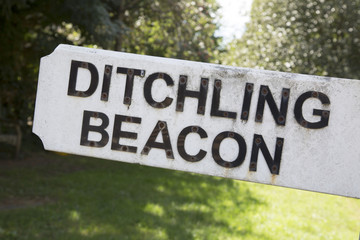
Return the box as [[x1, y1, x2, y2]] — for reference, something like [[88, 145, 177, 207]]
[[2, 0, 360, 134], [0, 0, 221, 124], [222, 0, 360, 79]]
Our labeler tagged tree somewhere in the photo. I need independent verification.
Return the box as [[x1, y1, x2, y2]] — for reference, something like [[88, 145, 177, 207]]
[[0, 0, 221, 126], [221, 0, 360, 79], [107, 0, 220, 61]]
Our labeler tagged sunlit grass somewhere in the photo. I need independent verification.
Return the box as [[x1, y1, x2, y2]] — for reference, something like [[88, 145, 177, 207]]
[[247, 183, 360, 239], [0, 152, 359, 239]]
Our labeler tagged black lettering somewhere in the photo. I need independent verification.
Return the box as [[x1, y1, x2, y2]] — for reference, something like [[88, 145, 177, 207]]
[[210, 79, 237, 119], [141, 121, 174, 159], [212, 131, 246, 168], [117, 67, 145, 105], [144, 72, 174, 108], [249, 134, 283, 175], [68, 60, 99, 97], [177, 126, 208, 162], [100, 65, 113, 101], [176, 75, 209, 115], [294, 91, 330, 129], [255, 85, 290, 125], [241, 83, 254, 120], [80, 110, 109, 147], [111, 115, 142, 153]]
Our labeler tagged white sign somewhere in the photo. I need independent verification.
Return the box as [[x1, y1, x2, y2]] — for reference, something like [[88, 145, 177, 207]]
[[33, 44, 360, 198]]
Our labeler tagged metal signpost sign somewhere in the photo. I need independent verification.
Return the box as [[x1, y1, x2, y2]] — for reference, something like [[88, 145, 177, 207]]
[[33, 45, 360, 198]]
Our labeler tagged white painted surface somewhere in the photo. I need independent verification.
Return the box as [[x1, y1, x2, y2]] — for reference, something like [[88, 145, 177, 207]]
[[33, 44, 360, 198]]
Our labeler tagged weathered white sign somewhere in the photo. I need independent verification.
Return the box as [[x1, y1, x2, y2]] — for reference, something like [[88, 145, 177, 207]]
[[33, 44, 360, 198]]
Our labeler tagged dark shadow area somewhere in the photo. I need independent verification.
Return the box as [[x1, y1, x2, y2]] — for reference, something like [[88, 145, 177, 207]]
[[0, 130, 45, 160]]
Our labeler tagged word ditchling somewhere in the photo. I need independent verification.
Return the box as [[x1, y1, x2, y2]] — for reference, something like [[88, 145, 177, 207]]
[[67, 60, 331, 175]]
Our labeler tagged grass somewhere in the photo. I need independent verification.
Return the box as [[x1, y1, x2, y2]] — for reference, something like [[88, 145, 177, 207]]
[[0, 150, 359, 239]]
